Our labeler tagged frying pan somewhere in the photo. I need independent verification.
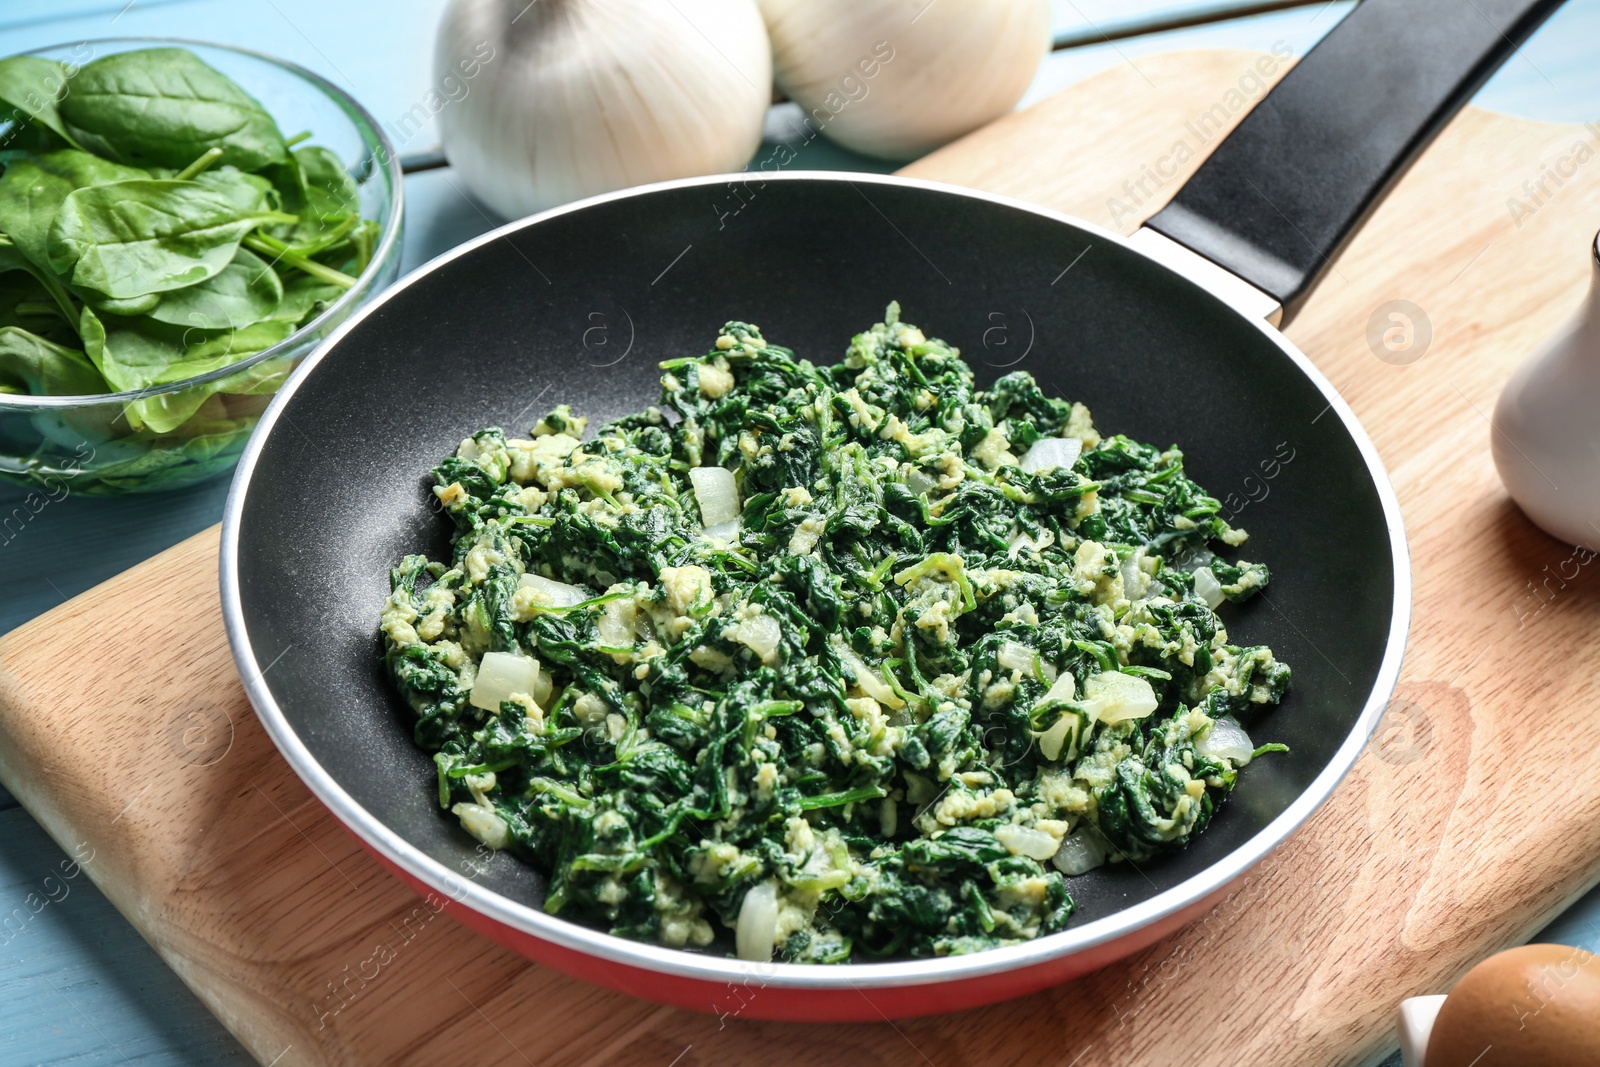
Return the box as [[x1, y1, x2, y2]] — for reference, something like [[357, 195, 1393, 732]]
[[221, 0, 1560, 1021]]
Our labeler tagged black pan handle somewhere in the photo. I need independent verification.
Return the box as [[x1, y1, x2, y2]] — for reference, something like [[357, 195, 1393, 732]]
[[1145, 0, 1565, 322]]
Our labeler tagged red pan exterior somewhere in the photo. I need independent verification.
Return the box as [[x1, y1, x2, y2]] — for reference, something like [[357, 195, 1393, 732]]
[[346, 816, 1235, 1021]]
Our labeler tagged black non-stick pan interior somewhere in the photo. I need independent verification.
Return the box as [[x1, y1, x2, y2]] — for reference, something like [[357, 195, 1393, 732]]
[[233, 176, 1394, 933]]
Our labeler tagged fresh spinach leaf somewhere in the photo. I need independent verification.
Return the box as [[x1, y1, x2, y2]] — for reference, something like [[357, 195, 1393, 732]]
[[79, 288, 160, 317], [0, 149, 146, 272], [147, 245, 283, 329], [124, 333, 294, 434], [0, 325, 105, 395], [56, 49, 288, 172], [190, 165, 276, 205], [80, 305, 293, 391], [0, 57, 83, 149], [267, 271, 343, 326], [265, 144, 362, 251], [292, 146, 358, 233], [47, 177, 287, 298]]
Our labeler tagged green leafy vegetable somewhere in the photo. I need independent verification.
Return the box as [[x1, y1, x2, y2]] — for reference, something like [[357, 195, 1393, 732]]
[[0, 56, 83, 148], [0, 265, 77, 346], [0, 151, 147, 274], [266, 272, 344, 325], [0, 46, 379, 491], [381, 306, 1293, 965], [56, 48, 288, 171], [146, 246, 283, 328], [271, 145, 361, 248], [81, 309, 295, 389], [0, 325, 103, 394], [47, 177, 289, 298]]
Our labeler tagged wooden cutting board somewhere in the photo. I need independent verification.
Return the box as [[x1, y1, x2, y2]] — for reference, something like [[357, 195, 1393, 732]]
[[4, 49, 1600, 1067]]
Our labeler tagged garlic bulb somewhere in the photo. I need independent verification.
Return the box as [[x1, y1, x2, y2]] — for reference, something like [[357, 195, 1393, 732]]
[[436, 0, 772, 219], [759, 0, 1052, 161]]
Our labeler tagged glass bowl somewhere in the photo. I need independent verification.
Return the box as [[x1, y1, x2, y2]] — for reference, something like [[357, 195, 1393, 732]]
[[0, 39, 404, 495]]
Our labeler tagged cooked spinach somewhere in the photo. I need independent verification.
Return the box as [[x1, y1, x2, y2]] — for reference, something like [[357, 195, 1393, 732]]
[[382, 306, 1292, 963], [0, 47, 378, 484]]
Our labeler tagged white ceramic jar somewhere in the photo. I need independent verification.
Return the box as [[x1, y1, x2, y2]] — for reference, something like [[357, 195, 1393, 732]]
[[1492, 231, 1600, 549]]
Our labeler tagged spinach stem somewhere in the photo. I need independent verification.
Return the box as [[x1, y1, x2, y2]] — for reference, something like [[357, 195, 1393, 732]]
[[292, 213, 358, 256], [284, 130, 312, 148], [173, 147, 224, 181], [352, 220, 376, 276], [40, 274, 78, 326], [243, 233, 357, 289], [798, 784, 887, 812]]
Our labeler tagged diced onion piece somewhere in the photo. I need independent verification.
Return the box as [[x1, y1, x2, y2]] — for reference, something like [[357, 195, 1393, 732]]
[[463, 770, 497, 801], [518, 572, 592, 607], [452, 802, 510, 849], [735, 880, 780, 961], [1121, 554, 1146, 600], [1008, 527, 1054, 555], [732, 613, 782, 663], [1037, 715, 1077, 762], [596, 599, 637, 649], [1196, 715, 1256, 765], [700, 519, 740, 542], [839, 645, 906, 710], [1039, 672, 1076, 705], [1193, 566, 1225, 610], [1032, 673, 1081, 760], [1020, 436, 1082, 474], [996, 824, 1061, 861], [1082, 671, 1158, 725], [470, 651, 542, 713], [996, 640, 1034, 673], [904, 467, 938, 495], [690, 466, 740, 527], [1051, 826, 1108, 876]]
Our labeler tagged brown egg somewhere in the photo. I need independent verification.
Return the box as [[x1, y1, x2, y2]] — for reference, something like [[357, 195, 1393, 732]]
[[1427, 944, 1600, 1066]]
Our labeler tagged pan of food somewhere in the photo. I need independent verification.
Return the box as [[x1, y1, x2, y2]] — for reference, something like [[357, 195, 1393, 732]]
[[220, 0, 1557, 1020]]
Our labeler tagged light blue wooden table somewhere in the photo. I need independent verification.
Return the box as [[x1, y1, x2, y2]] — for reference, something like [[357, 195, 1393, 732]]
[[1, 2, 1597, 1063]]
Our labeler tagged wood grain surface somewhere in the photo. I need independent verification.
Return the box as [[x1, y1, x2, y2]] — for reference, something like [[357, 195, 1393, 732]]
[[4, 49, 1600, 1067]]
